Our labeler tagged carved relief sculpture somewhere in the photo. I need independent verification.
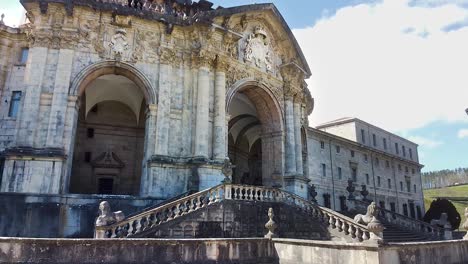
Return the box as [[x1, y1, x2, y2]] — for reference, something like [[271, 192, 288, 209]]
[[244, 25, 274, 73], [109, 28, 130, 60]]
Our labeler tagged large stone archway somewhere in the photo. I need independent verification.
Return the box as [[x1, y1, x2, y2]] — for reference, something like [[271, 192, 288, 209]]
[[227, 80, 284, 187], [65, 61, 156, 195]]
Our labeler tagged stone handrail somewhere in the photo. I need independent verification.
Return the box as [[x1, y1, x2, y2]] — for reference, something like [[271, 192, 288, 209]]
[[354, 200, 443, 238], [96, 184, 372, 241]]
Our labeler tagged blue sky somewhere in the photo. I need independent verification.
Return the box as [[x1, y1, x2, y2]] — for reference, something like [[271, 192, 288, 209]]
[[1, 0, 467, 172]]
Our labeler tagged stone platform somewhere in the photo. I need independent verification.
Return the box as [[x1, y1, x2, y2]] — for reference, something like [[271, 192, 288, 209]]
[[1, 237, 467, 264]]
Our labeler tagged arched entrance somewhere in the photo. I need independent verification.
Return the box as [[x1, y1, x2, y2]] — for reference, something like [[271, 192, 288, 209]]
[[69, 75, 146, 195], [67, 62, 155, 195], [227, 81, 284, 187]]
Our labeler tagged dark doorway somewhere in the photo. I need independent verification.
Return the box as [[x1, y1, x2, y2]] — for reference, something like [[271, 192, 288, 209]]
[[323, 194, 331, 208], [403, 204, 408, 216], [339, 196, 347, 211]]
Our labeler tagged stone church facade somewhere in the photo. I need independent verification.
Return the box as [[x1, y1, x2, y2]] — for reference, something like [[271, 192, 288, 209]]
[[0, 0, 424, 237]]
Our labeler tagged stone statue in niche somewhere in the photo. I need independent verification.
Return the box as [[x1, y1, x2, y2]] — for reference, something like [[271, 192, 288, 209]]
[[109, 28, 129, 60], [244, 25, 274, 72]]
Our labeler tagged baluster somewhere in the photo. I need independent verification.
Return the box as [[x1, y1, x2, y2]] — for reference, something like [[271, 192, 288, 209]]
[[126, 221, 134, 237], [342, 222, 348, 234], [336, 218, 342, 232], [174, 204, 181, 219], [215, 188, 221, 202], [329, 215, 335, 228], [355, 228, 362, 241], [362, 230, 370, 240], [110, 227, 118, 238], [249, 188, 254, 200], [349, 225, 355, 238]]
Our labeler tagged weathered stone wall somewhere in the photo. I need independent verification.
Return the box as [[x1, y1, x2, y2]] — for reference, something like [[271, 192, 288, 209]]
[[0, 192, 164, 238], [273, 238, 468, 264], [0, 237, 276, 264], [1, 237, 467, 264]]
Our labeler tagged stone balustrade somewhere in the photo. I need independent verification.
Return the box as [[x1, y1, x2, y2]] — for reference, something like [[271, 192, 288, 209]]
[[98, 0, 193, 19], [95, 185, 224, 238], [96, 184, 374, 242], [355, 200, 444, 239]]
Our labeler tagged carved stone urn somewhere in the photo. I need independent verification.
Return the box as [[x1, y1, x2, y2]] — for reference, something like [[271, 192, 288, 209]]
[[308, 184, 318, 202], [360, 185, 369, 201]]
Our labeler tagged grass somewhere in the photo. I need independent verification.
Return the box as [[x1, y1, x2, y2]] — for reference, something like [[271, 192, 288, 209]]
[[423, 185, 468, 229]]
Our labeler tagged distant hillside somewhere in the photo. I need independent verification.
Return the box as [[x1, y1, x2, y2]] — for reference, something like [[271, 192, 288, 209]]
[[422, 167, 468, 189]]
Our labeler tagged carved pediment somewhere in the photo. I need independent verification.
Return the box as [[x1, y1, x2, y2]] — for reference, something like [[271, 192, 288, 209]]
[[91, 151, 125, 169]]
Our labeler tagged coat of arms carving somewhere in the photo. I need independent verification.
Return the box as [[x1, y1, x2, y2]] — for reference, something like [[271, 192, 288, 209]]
[[243, 26, 274, 73], [109, 28, 130, 60]]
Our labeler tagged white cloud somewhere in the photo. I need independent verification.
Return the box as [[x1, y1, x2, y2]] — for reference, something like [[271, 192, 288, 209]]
[[294, 0, 468, 132], [0, 3, 26, 27], [408, 136, 443, 148], [458, 129, 468, 138]]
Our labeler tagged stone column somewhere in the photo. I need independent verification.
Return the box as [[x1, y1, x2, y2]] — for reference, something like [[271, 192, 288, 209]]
[[284, 93, 296, 176], [293, 96, 303, 176], [140, 104, 157, 196], [16, 46, 49, 147], [154, 48, 173, 156], [46, 49, 75, 147], [194, 53, 212, 159], [212, 56, 228, 161]]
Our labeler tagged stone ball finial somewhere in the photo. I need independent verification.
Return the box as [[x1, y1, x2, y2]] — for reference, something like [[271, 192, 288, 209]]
[[265, 208, 277, 239]]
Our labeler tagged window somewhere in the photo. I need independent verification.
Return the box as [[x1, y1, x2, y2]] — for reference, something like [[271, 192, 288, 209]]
[[377, 176, 381, 187], [412, 168, 415, 174], [98, 178, 114, 194], [323, 194, 331, 208], [336, 145, 340, 153], [390, 202, 396, 212], [366, 174, 370, 185], [87, 128, 95, 138], [375, 157, 379, 166], [395, 143, 399, 154], [405, 166, 409, 173], [84, 152, 92, 163], [321, 164, 326, 177], [402, 146, 406, 157], [386, 160, 390, 168], [400, 181, 403, 191], [361, 129, 366, 143], [372, 134, 377, 147], [320, 141, 325, 149], [406, 180, 411, 192], [364, 154, 368, 162], [338, 167, 342, 180], [409, 148, 413, 160], [413, 184, 417, 193], [350, 150, 355, 158], [19, 48, 29, 64], [383, 138, 387, 150], [351, 168, 357, 182], [387, 179, 391, 189], [8, 91, 22, 118], [398, 164, 402, 171]]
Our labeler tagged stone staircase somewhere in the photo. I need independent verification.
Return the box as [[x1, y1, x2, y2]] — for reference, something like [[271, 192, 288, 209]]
[[382, 222, 429, 242], [95, 184, 375, 243]]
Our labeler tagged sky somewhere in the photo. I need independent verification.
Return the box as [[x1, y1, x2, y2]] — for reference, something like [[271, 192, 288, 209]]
[[1, 0, 467, 172]]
